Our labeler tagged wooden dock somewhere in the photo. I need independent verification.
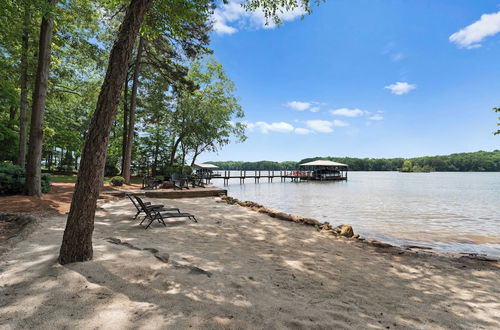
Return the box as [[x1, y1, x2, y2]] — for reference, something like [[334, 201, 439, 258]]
[[209, 170, 347, 185]]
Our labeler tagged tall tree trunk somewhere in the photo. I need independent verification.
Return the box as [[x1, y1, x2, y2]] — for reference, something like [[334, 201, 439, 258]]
[[169, 135, 184, 166], [191, 147, 201, 167], [17, 8, 30, 168], [25, 0, 56, 196], [122, 36, 144, 184], [59, 0, 152, 265], [153, 142, 159, 176], [120, 72, 129, 174], [181, 142, 187, 166]]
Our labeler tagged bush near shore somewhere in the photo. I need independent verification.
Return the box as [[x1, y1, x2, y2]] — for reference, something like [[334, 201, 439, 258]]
[[0, 164, 51, 195]]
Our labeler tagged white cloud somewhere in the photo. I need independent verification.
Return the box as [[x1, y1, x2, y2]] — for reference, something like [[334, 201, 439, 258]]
[[245, 119, 346, 135], [329, 108, 365, 117], [449, 11, 500, 49], [212, 1, 306, 35], [384, 82, 416, 95], [306, 120, 334, 133], [287, 101, 311, 111], [368, 115, 384, 121], [254, 121, 294, 134], [294, 127, 312, 135], [332, 119, 349, 127], [286, 101, 322, 112]]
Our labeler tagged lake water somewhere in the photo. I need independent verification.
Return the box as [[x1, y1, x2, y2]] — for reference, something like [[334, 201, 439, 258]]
[[212, 171, 500, 258]]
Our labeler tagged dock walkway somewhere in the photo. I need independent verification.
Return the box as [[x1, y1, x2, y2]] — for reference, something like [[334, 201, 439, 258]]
[[209, 170, 347, 185]]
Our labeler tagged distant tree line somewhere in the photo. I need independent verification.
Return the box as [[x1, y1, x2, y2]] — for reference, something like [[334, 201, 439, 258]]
[[208, 150, 500, 172]]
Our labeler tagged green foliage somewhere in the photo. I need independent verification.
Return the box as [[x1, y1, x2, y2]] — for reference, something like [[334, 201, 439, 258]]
[[0, 163, 25, 194], [104, 161, 119, 177], [110, 176, 124, 186], [243, 0, 323, 25], [0, 121, 18, 162], [398, 160, 433, 173], [0, 163, 51, 194], [182, 165, 192, 175], [164, 164, 184, 178], [41, 173, 51, 193], [399, 160, 414, 172]]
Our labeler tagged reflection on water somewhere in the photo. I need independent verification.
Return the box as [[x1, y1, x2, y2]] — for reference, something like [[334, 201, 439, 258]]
[[214, 171, 500, 257]]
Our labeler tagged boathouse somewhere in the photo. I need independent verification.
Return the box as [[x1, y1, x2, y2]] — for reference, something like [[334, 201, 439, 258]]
[[298, 160, 348, 181], [193, 163, 219, 179]]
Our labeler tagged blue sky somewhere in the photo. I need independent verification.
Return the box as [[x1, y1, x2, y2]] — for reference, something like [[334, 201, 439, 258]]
[[199, 0, 500, 162]]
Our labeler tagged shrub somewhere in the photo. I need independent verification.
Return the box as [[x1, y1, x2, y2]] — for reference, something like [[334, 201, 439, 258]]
[[104, 161, 119, 177], [41, 174, 51, 193], [110, 176, 125, 186], [0, 163, 25, 195], [0, 163, 51, 195], [164, 164, 183, 179]]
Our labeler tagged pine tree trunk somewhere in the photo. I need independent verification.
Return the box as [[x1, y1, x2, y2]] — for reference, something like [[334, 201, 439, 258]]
[[25, 0, 55, 196], [153, 143, 159, 176], [17, 8, 30, 168], [122, 36, 144, 184], [59, 0, 152, 265], [120, 72, 129, 174]]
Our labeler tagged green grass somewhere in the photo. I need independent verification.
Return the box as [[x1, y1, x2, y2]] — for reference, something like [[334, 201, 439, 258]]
[[50, 175, 142, 184], [50, 175, 78, 183]]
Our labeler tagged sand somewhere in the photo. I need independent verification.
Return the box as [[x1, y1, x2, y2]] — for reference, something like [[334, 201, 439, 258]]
[[0, 196, 499, 329]]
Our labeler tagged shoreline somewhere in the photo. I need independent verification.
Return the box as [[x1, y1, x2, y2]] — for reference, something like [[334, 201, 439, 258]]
[[219, 194, 500, 263], [1, 195, 499, 328]]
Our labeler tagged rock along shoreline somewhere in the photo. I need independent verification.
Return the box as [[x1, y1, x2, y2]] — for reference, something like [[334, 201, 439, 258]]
[[219, 195, 499, 263], [220, 195, 365, 241]]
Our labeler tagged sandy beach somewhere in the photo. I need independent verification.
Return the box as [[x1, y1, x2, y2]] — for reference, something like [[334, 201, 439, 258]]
[[1, 195, 499, 329]]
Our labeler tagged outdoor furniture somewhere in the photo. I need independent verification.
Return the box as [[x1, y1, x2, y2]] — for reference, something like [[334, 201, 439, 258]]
[[142, 176, 162, 190], [126, 194, 179, 220], [171, 173, 189, 190], [134, 195, 197, 229], [190, 175, 205, 188]]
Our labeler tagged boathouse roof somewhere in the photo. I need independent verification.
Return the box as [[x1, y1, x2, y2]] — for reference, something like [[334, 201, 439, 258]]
[[299, 160, 348, 167], [193, 163, 219, 169]]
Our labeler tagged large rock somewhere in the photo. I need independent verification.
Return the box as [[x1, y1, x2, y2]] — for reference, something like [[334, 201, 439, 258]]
[[367, 239, 392, 248], [333, 224, 354, 238], [154, 252, 170, 263]]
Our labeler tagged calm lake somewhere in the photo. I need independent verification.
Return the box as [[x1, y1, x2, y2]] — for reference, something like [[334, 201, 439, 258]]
[[212, 171, 500, 257]]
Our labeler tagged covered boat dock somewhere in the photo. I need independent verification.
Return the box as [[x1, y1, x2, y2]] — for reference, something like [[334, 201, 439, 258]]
[[298, 160, 348, 181]]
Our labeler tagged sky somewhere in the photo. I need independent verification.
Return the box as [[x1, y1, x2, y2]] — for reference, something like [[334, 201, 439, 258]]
[[198, 0, 500, 162]]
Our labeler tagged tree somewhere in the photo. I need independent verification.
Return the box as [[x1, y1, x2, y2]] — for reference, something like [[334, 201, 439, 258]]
[[494, 107, 499, 135], [59, 0, 153, 264], [25, 0, 57, 196], [59, 0, 316, 264], [122, 36, 144, 184], [120, 1, 213, 182], [174, 59, 246, 166], [17, 5, 31, 168]]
